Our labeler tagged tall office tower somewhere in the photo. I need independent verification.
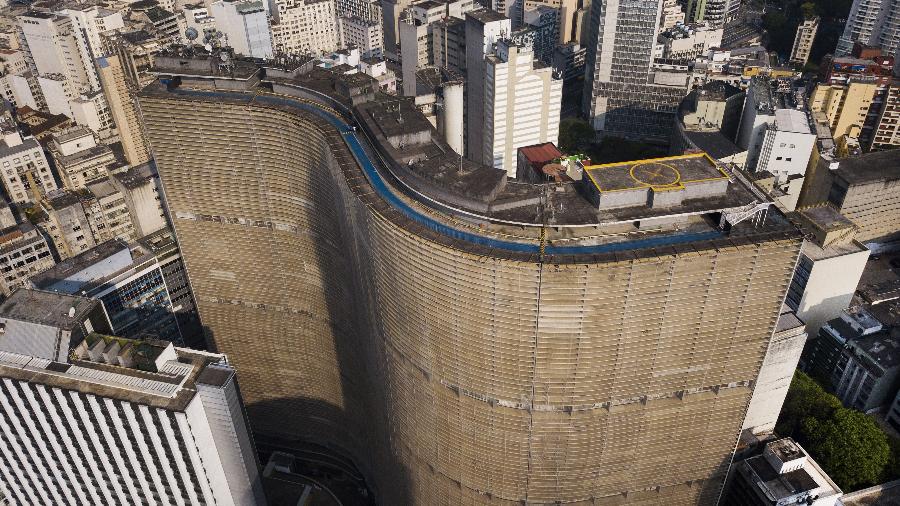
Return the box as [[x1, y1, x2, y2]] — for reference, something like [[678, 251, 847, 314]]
[[211, 0, 274, 59], [582, 0, 687, 140], [139, 54, 802, 505], [790, 16, 820, 65], [96, 30, 160, 167], [836, 0, 900, 57], [270, 0, 339, 56], [0, 288, 266, 506], [483, 39, 562, 176], [465, 10, 511, 163]]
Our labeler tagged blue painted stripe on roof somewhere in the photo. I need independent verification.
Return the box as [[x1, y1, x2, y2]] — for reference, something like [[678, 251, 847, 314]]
[[169, 87, 724, 256]]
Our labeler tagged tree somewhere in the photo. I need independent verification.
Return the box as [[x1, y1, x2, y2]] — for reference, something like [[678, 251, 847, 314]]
[[557, 118, 595, 154], [775, 372, 842, 437], [801, 1, 818, 19], [800, 408, 890, 490]]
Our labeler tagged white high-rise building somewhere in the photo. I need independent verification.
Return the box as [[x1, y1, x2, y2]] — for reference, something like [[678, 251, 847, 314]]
[[17, 7, 122, 125], [269, 0, 339, 56], [0, 289, 268, 506], [465, 9, 511, 164], [211, 0, 273, 59], [836, 0, 900, 58], [755, 109, 817, 179], [483, 39, 562, 177]]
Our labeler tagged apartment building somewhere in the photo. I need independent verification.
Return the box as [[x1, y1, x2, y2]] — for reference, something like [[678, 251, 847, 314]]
[[0, 223, 55, 297], [270, 0, 339, 56], [483, 39, 562, 177], [47, 127, 118, 190], [0, 289, 266, 506], [790, 16, 819, 65], [0, 127, 56, 204], [211, 0, 273, 59], [810, 81, 878, 145], [871, 84, 900, 150]]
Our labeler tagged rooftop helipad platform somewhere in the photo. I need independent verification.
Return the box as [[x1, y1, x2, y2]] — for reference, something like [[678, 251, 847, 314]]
[[582, 153, 732, 210]]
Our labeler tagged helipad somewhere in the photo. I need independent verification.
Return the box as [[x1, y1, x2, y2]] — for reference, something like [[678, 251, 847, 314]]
[[582, 153, 733, 210]]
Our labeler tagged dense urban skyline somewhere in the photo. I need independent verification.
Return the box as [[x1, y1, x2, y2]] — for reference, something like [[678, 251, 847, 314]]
[[0, 0, 897, 504]]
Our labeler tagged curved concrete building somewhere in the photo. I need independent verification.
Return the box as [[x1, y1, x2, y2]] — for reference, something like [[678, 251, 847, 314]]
[[139, 52, 802, 505]]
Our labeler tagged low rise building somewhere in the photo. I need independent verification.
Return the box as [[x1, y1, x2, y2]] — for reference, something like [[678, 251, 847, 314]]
[[726, 438, 842, 506], [30, 235, 200, 346], [0, 289, 112, 361], [0, 223, 55, 297], [84, 177, 136, 244], [804, 309, 900, 412], [111, 163, 167, 238], [39, 190, 96, 259], [47, 127, 118, 190], [0, 126, 57, 204], [0, 289, 265, 506]]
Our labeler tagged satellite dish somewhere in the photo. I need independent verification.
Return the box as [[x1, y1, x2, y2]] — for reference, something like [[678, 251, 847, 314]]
[[185, 27, 199, 41], [204, 43, 213, 52]]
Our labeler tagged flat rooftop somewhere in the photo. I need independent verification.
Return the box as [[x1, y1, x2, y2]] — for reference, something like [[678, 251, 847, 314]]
[[467, 8, 506, 23], [29, 239, 129, 290], [0, 289, 96, 331], [834, 149, 900, 185], [0, 337, 229, 410], [584, 153, 729, 193], [798, 204, 855, 233], [850, 328, 900, 372]]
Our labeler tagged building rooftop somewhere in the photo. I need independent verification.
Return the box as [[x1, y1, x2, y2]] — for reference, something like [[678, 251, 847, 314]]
[[52, 125, 92, 145], [584, 153, 729, 193], [695, 80, 742, 101], [140, 55, 801, 262], [29, 239, 129, 291], [774, 109, 811, 134], [683, 130, 744, 159], [0, 289, 97, 331], [86, 177, 119, 199], [739, 438, 842, 505], [839, 478, 900, 505], [833, 149, 900, 185], [0, 332, 229, 410], [467, 8, 506, 23], [113, 162, 157, 189], [519, 142, 563, 165]]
